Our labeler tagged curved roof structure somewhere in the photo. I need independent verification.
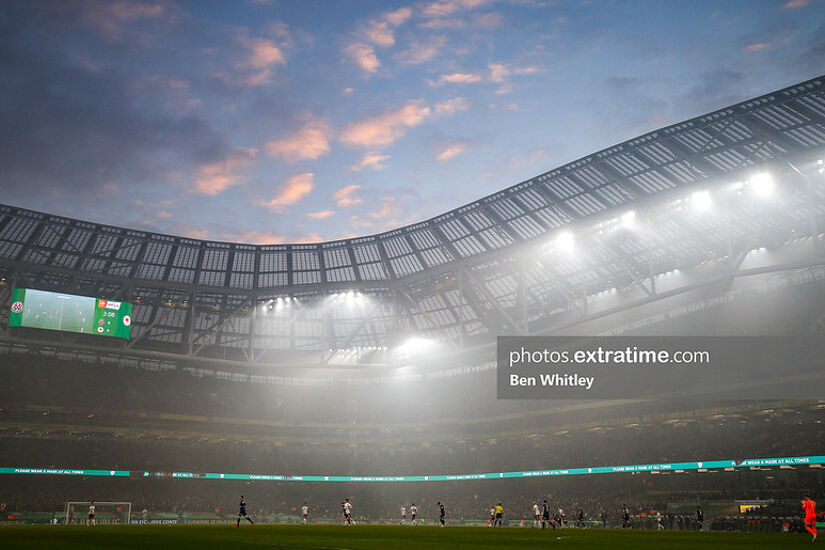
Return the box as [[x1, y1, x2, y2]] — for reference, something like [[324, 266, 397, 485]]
[[1, 75, 824, 370]]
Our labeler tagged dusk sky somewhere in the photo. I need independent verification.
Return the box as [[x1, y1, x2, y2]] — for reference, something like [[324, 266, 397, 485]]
[[1, 0, 823, 244]]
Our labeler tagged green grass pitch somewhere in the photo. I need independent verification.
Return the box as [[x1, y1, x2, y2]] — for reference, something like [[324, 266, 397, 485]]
[[0, 524, 814, 549]]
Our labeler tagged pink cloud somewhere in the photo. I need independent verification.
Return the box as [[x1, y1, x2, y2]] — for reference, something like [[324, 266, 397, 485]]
[[192, 147, 258, 196], [474, 11, 503, 28], [265, 119, 331, 162], [237, 36, 287, 86], [423, 0, 490, 18], [434, 97, 471, 114], [385, 7, 413, 25], [257, 173, 314, 212], [744, 42, 770, 52], [81, 1, 167, 39], [488, 63, 509, 83], [155, 211, 173, 219], [223, 231, 287, 245], [399, 36, 446, 64], [339, 100, 431, 147], [349, 151, 390, 171], [170, 225, 210, 240], [333, 185, 363, 207], [418, 18, 466, 30], [365, 20, 395, 47], [346, 42, 380, 73], [514, 65, 542, 75], [349, 197, 411, 231], [431, 72, 484, 86], [783, 0, 809, 7], [306, 210, 336, 219], [221, 229, 324, 245], [436, 143, 467, 162]]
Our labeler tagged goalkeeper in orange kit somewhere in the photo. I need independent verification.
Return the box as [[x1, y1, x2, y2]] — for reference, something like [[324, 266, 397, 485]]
[[802, 495, 817, 542]]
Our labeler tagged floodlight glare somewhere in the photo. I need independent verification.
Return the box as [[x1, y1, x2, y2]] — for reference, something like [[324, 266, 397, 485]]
[[691, 190, 712, 211], [620, 211, 636, 228], [749, 172, 774, 196], [554, 231, 575, 253]]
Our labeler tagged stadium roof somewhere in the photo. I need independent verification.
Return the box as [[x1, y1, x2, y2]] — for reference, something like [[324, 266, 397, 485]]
[[1, 75, 824, 370]]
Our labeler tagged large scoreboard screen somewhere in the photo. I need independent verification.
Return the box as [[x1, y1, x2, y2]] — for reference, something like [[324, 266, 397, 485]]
[[8, 288, 132, 339]]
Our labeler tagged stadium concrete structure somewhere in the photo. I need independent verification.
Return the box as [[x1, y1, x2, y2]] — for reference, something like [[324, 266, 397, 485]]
[[1, 76, 825, 377]]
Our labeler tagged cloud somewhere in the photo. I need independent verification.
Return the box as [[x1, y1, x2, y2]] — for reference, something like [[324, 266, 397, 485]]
[[297, 233, 324, 243], [192, 147, 258, 195], [436, 143, 467, 162], [422, 0, 490, 18], [339, 100, 431, 147], [257, 172, 314, 211], [349, 151, 390, 171], [237, 36, 287, 86], [365, 20, 396, 47], [349, 197, 410, 231], [133, 76, 203, 111], [487, 63, 541, 93], [384, 7, 413, 26], [345, 42, 380, 73], [221, 229, 324, 244], [434, 97, 471, 114], [81, 1, 168, 40], [155, 211, 173, 219], [783, 0, 809, 7], [488, 63, 509, 83], [514, 65, 541, 75], [399, 36, 446, 64], [474, 12, 503, 28], [333, 184, 363, 207], [418, 18, 466, 30], [431, 72, 484, 86], [265, 119, 331, 161], [744, 42, 770, 52], [170, 225, 210, 240], [222, 230, 286, 244], [306, 209, 336, 219]]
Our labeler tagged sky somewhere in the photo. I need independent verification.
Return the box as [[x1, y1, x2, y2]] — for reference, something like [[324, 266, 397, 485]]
[[0, 0, 823, 245]]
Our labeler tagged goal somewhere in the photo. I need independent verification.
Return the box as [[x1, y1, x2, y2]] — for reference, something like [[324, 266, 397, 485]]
[[65, 501, 132, 525]]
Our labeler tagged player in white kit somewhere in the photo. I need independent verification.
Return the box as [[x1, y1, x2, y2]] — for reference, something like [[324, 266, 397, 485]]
[[87, 502, 95, 526], [532, 502, 541, 528], [343, 499, 354, 525], [409, 503, 418, 525], [301, 502, 308, 525], [400, 505, 406, 525]]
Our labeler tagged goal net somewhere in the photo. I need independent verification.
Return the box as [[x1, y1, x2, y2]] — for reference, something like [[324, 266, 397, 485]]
[[65, 502, 132, 525]]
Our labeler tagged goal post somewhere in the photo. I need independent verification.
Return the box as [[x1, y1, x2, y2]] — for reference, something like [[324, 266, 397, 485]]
[[65, 502, 132, 525]]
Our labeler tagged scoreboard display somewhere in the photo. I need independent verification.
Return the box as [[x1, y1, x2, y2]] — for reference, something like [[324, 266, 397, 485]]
[[8, 288, 132, 339]]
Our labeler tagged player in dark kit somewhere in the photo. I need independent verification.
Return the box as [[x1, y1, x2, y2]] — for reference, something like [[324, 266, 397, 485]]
[[541, 500, 552, 529], [437, 501, 446, 527], [235, 495, 254, 528]]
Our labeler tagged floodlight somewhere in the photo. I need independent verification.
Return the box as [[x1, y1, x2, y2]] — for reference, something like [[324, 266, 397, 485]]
[[749, 172, 774, 196], [554, 231, 575, 253], [691, 190, 712, 211], [620, 210, 636, 228]]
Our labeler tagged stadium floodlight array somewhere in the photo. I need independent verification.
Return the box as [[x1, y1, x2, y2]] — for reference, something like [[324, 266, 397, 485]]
[[3, 454, 823, 483], [65, 501, 131, 525]]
